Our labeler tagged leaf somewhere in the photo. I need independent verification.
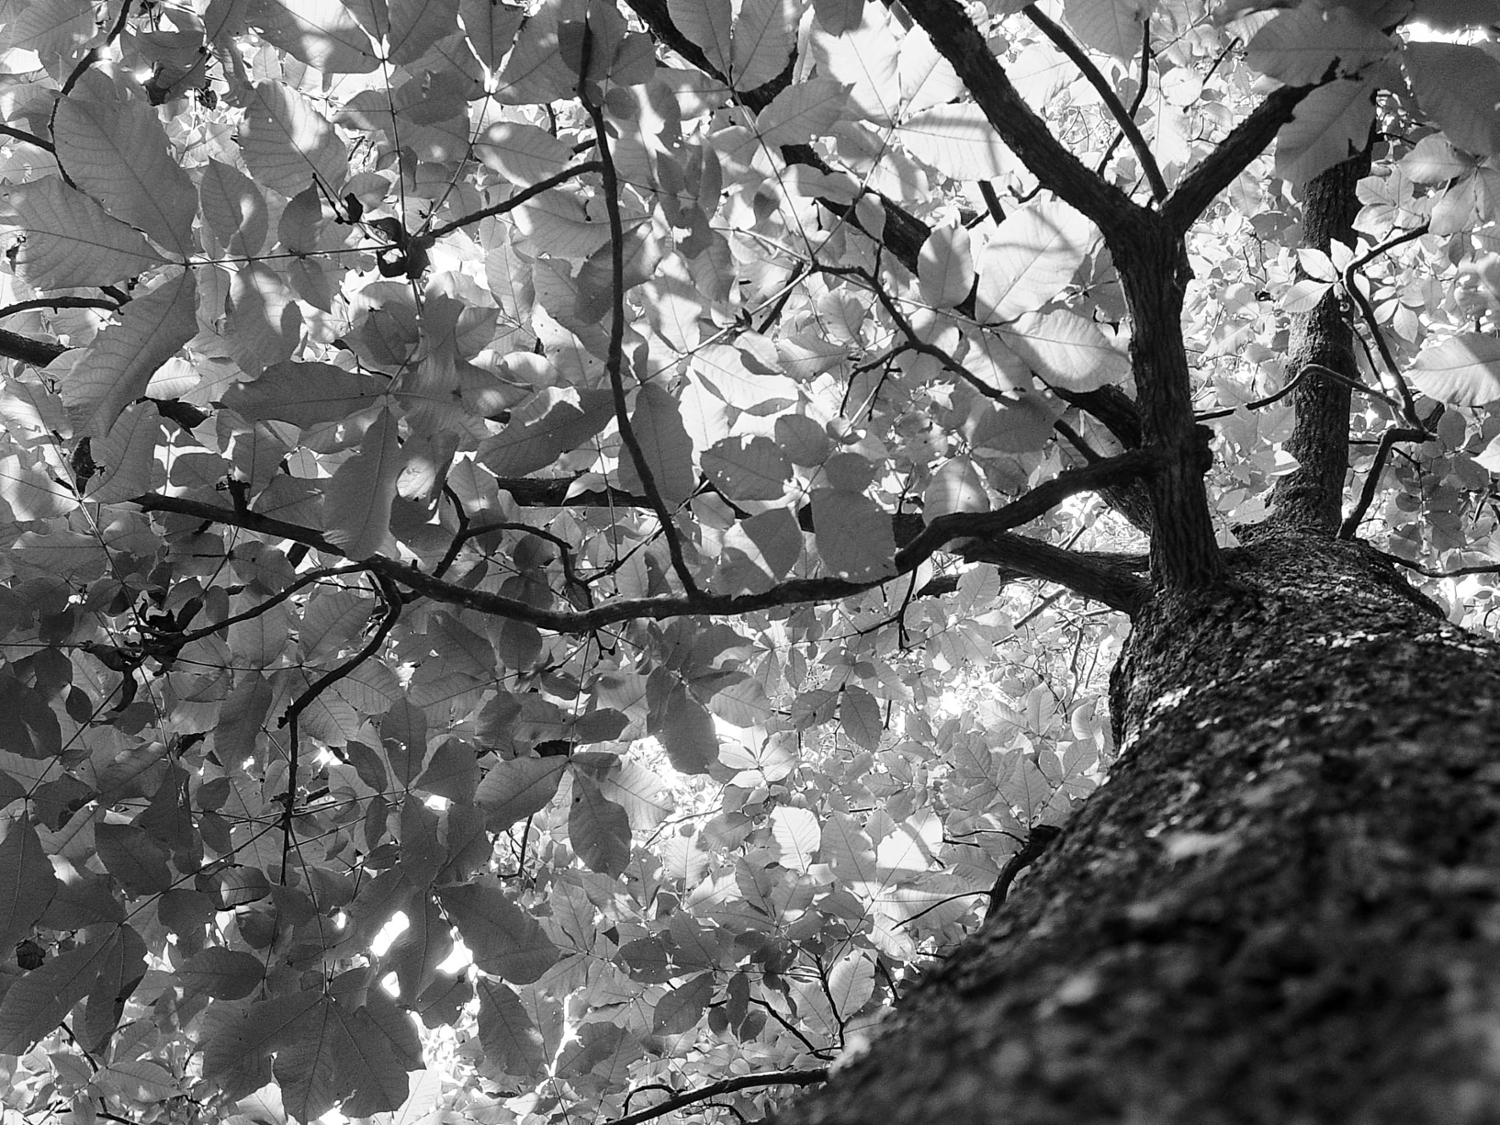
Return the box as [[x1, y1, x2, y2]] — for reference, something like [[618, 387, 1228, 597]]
[[653, 972, 713, 1034], [812, 488, 897, 581], [1274, 74, 1377, 186], [732, 0, 797, 89], [1408, 334, 1500, 406], [240, 82, 350, 198], [480, 388, 615, 476], [388, 0, 459, 64], [1063, 0, 1151, 60], [476, 122, 574, 186], [0, 817, 60, 953], [1281, 278, 1334, 314], [223, 362, 386, 428], [474, 756, 567, 827], [3, 177, 170, 287], [814, 0, 864, 35], [0, 933, 115, 1056], [53, 84, 197, 256], [702, 435, 792, 501], [324, 408, 404, 560], [1245, 4, 1391, 86], [98, 1059, 178, 1104], [996, 309, 1130, 390], [1400, 135, 1476, 185], [0, 454, 75, 520], [596, 759, 674, 829], [179, 948, 265, 1000], [650, 685, 719, 775], [198, 159, 270, 257], [84, 402, 166, 504], [475, 978, 546, 1076], [201, 990, 322, 1103], [1404, 42, 1500, 157], [248, 0, 380, 72], [840, 685, 883, 751], [439, 882, 558, 983], [918, 223, 976, 310], [668, 0, 732, 77], [569, 781, 632, 876], [95, 822, 173, 895], [976, 202, 1096, 322], [618, 383, 697, 507], [755, 78, 849, 146], [897, 103, 1015, 181], [56, 268, 197, 438], [924, 457, 990, 520], [770, 805, 821, 871]]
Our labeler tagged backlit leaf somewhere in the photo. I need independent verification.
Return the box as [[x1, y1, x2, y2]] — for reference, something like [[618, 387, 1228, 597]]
[[1409, 333, 1500, 406]]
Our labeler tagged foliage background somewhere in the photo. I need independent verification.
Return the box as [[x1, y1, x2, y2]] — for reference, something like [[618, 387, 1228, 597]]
[[0, 0, 1497, 1122]]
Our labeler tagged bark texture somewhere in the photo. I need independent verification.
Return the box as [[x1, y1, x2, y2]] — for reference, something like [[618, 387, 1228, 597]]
[[778, 528, 1500, 1124], [1268, 148, 1370, 531]]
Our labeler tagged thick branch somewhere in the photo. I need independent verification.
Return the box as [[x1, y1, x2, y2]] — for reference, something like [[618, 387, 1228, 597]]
[[898, 0, 1140, 233], [1269, 141, 1371, 532], [1023, 5, 1167, 201], [1161, 83, 1318, 233], [0, 328, 67, 366], [957, 531, 1149, 614]]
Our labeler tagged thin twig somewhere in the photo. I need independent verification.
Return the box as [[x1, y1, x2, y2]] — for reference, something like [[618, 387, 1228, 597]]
[[420, 161, 602, 242], [1343, 223, 1430, 428], [0, 296, 121, 319], [1097, 21, 1154, 175], [600, 1068, 834, 1125]]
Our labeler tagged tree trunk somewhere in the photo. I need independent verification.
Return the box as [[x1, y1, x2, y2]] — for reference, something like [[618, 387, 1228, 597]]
[[778, 528, 1500, 1124]]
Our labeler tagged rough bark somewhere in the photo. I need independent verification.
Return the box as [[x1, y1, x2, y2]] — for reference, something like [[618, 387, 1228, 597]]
[[1269, 145, 1372, 532], [778, 527, 1500, 1124]]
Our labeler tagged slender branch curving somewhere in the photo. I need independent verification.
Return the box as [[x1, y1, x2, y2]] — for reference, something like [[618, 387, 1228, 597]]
[[133, 451, 1159, 631], [604, 1068, 829, 1125], [1024, 5, 1167, 202], [578, 27, 701, 597]]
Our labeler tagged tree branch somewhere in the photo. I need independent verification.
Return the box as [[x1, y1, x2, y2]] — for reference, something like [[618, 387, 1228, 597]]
[[622, 0, 928, 269], [579, 33, 702, 597], [607, 1068, 829, 1125], [0, 122, 54, 152], [419, 161, 602, 244], [1023, 5, 1167, 202], [133, 452, 1157, 632], [897, 0, 1141, 233], [1269, 141, 1371, 532], [1161, 82, 1319, 233], [0, 327, 67, 366]]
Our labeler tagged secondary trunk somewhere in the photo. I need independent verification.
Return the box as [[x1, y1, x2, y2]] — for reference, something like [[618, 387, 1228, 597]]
[[778, 528, 1500, 1124]]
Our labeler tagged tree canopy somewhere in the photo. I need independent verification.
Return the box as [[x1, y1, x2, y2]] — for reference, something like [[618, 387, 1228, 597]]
[[0, 0, 1498, 1123]]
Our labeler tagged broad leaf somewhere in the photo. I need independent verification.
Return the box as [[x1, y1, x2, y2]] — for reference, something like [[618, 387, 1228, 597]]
[[812, 488, 897, 581], [439, 882, 558, 983], [1408, 334, 1500, 406], [0, 818, 60, 953], [55, 269, 197, 438], [474, 755, 568, 827], [53, 83, 197, 256], [976, 202, 1096, 322], [1404, 42, 1500, 157], [3, 177, 169, 287]]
